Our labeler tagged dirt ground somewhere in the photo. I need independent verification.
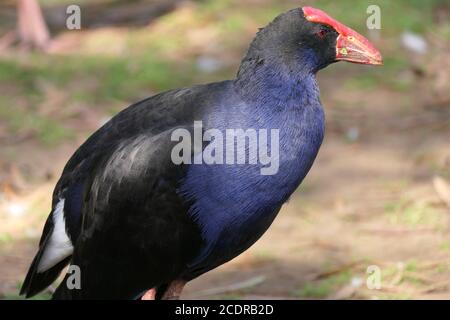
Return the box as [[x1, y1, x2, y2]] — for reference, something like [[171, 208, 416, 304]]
[[1, 1, 450, 300]]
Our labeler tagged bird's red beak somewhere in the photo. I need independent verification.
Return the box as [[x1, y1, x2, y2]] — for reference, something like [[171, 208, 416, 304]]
[[303, 7, 383, 65]]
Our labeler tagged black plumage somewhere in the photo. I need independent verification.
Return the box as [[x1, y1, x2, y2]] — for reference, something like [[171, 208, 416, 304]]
[[21, 7, 381, 299]]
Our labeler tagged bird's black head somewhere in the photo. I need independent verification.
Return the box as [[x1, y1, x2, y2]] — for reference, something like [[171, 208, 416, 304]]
[[238, 7, 382, 78]]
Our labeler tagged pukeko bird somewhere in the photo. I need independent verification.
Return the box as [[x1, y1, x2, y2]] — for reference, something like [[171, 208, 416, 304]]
[[20, 7, 382, 299]]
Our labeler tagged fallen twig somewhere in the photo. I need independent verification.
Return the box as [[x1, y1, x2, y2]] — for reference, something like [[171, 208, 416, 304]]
[[389, 262, 405, 286], [418, 280, 450, 294], [403, 271, 435, 284], [309, 260, 366, 281]]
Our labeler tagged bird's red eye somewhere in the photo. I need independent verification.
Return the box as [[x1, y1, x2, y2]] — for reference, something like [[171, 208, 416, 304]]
[[316, 30, 327, 38]]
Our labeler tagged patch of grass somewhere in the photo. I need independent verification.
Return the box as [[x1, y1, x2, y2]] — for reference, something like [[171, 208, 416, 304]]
[[344, 74, 379, 90], [384, 198, 440, 227], [402, 203, 438, 226], [0, 55, 76, 93], [1, 51, 196, 104], [439, 241, 450, 252], [0, 50, 205, 146], [39, 121, 74, 145], [294, 271, 353, 299], [436, 263, 450, 273], [405, 260, 418, 272], [375, 292, 413, 300], [219, 14, 246, 33], [381, 264, 398, 279], [379, 57, 413, 91], [252, 250, 277, 263], [0, 98, 74, 146], [0, 233, 13, 245], [199, 0, 235, 14], [296, 282, 332, 299], [344, 55, 412, 92]]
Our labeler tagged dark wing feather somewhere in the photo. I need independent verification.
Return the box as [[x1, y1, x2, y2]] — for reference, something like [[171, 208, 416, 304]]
[[21, 82, 225, 298], [53, 130, 203, 299]]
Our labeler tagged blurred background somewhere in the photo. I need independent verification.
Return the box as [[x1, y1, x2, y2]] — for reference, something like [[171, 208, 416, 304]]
[[0, 0, 449, 299]]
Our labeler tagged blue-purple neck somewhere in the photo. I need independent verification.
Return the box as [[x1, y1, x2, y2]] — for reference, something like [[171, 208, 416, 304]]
[[234, 55, 320, 111]]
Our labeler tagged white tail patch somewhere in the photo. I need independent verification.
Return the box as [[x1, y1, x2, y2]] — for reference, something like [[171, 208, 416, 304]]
[[37, 199, 73, 272]]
